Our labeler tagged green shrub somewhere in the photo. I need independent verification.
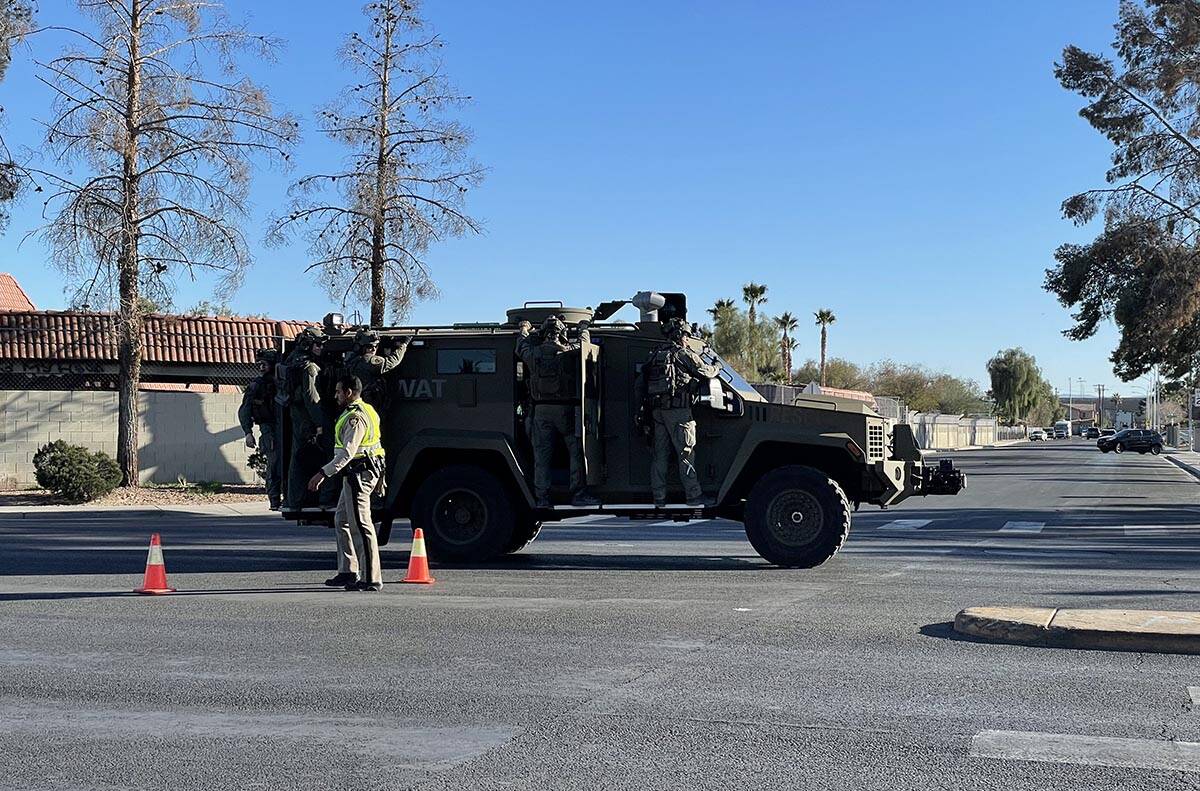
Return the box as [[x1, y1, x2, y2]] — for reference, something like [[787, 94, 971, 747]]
[[247, 449, 267, 481], [32, 440, 123, 503]]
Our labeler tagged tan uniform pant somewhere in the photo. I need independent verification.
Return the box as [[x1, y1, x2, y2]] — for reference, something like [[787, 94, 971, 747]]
[[334, 463, 381, 584], [651, 406, 703, 502], [532, 404, 584, 499]]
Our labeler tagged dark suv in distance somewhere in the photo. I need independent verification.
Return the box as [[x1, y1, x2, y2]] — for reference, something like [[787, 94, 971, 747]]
[[1084, 426, 1101, 439], [1097, 429, 1164, 455]]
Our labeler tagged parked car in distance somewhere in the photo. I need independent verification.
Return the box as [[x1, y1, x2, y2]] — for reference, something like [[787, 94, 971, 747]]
[[1029, 429, 1046, 441], [1100, 428, 1116, 437], [1085, 426, 1101, 439], [1097, 428, 1164, 455]]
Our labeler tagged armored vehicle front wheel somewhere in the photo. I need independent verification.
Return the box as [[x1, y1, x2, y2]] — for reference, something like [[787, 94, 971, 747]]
[[504, 517, 543, 554], [743, 466, 851, 568], [411, 465, 516, 562]]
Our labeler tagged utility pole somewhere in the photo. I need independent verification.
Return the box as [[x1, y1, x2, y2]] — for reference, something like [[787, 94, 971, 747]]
[[1095, 384, 1104, 428], [1077, 377, 1086, 431], [1067, 378, 1074, 427]]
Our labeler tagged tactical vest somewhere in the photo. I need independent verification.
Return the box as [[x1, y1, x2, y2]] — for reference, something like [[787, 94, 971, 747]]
[[645, 346, 693, 408], [334, 400, 384, 458], [248, 375, 276, 425], [530, 340, 570, 402], [288, 356, 317, 402]]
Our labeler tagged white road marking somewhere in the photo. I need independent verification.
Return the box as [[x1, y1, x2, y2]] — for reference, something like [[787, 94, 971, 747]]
[[875, 519, 931, 532], [999, 521, 1044, 534], [970, 729, 1200, 773], [1189, 687, 1200, 707], [1123, 525, 1191, 537]]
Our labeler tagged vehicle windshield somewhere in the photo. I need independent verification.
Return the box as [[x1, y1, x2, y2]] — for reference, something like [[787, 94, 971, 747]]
[[699, 347, 765, 402]]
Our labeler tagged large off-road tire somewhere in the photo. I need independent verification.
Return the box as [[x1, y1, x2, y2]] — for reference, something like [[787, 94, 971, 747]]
[[743, 465, 851, 568], [411, 465, 515, 562], [1114, 442, 1125, 454], [1100, 447, 1110, 453], [504, 516, 543, 554], [1151, 444, 1162, 455]]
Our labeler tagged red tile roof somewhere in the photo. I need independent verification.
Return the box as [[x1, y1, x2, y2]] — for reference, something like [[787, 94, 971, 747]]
[[0, 310, 313, 364], [0, 273, 36, 311]]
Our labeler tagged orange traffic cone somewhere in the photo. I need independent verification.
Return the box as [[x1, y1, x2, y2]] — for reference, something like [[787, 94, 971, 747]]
[[401, 527, 435, 585], [134, 533, 176, 595]]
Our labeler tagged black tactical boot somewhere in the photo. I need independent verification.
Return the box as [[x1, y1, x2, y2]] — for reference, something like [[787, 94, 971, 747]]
[[325, 572, 358, 587], [686, 495, 716, 508], [570, 490, 601, 507], [535, 496, 552, 509]]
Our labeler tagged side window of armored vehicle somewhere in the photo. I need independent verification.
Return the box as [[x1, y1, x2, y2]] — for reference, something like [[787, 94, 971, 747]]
[[436, 349, 497, 375]]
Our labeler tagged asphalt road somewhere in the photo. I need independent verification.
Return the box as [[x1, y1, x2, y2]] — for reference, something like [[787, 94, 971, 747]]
[[1, 439, 1199, 790]]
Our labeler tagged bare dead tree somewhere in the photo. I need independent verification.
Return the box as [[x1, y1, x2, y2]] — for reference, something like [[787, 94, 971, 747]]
[[34, 0, 298, 485], [267, 0, 483, 325], [0, 0, 34, 225]]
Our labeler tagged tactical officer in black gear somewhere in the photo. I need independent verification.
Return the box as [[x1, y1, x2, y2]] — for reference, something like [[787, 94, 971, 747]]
[[344, 329, 409, 406], [239, 348, 282, 509], [636, 318, 719, 507], [516, 315, 601, 508], [283, 327, 336, 509]]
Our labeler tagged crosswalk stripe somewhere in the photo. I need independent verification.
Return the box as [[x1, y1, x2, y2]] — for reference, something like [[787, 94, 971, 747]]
[[999, 521, 1044, 534], [1123, 525, 1187, 537], [875, 519, 931, 531], [970, 729, 1200, 772]]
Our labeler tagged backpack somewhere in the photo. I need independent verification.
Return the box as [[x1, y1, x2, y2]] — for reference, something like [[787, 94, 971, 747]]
[[645, 347, 681, 397], [531, 340, 566, 400]]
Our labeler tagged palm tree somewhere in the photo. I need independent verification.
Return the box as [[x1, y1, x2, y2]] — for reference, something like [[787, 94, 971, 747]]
[[774, 312, 799, 379], [814, 309, 837, 387], [708, 298, 736, 325], [741, 283, 768, 372], [742, 283, 768, 325]]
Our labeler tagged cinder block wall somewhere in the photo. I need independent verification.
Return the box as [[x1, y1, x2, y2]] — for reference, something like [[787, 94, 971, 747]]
[[0, 390, 256, 489]]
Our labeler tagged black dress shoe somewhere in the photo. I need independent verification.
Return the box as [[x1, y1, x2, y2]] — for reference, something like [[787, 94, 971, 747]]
[[325, 572, 358, 587], [347, 581, 383, 592]]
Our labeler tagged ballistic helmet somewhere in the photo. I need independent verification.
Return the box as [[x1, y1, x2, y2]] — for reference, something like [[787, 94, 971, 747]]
[[663, 317, 690, 342], [353, 330, 380, 349], [541, 315, 567, 339]]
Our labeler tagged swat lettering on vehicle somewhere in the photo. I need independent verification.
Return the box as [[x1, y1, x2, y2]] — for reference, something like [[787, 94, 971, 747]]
[[394, 379, 446, 399]]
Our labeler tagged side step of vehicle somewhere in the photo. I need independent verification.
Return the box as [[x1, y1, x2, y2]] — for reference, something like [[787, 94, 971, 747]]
[[538, 503, 709, 521]]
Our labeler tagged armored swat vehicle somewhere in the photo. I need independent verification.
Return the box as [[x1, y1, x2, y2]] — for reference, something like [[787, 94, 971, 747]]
[[280, 292, 964, 567]]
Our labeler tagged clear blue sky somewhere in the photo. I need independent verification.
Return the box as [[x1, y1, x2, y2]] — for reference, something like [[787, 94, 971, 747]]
[[0, 0, 1138, 397]]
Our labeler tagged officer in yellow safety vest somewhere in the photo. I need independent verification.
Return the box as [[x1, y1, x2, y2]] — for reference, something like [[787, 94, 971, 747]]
[[307, 374, 386, 591]]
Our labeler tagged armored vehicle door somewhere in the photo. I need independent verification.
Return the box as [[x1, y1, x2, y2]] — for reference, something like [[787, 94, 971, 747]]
[[579, 339, 603, 485]]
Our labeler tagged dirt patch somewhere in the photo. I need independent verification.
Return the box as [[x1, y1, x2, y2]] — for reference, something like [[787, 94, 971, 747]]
[[0, 484, 267, 508]]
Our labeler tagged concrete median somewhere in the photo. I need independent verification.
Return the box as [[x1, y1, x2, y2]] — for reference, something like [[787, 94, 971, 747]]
[[954, 606, 1200, 655]]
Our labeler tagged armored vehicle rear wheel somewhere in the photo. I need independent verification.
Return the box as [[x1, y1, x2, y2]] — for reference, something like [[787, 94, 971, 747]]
[[743, 466, 851, 568], [411, 465, 516, 562], [504, 517, 543, 554]]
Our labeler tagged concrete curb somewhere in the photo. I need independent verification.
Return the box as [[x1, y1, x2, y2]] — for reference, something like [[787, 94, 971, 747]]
[[954, 606, 1200, 655], [1164, 452, 1200, 482], [0, 502, 275, 518], [925, 439, 1028, 454]]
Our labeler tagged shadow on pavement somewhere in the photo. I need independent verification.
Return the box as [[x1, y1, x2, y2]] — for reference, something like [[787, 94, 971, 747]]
[[0, 586, 332, 602], [918, 621, 987, 644]]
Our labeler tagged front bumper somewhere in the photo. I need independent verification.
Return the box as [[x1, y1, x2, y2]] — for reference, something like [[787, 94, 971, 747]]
[[864, 457, 966, 506]]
